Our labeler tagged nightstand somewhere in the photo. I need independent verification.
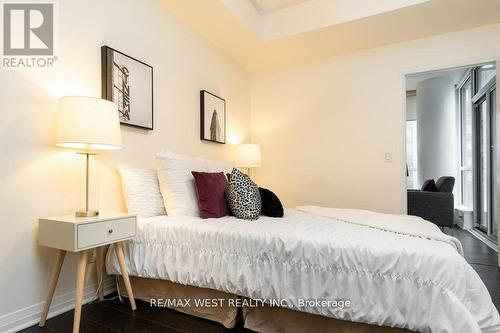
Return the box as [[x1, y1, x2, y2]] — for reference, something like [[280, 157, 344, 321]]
[[38, 212, 137, 333]]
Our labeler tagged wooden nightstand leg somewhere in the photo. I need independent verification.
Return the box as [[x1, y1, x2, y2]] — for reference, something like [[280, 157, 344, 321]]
[[115, 242, 137, 310], [73, 250, 88, 333], [39, 250, 66, 327], [95, 247, 104, 301]]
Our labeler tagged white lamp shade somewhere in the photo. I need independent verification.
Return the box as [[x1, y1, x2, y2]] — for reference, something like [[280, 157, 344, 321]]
[[56, 96, 122, 150], [235, 144, 261, 168]]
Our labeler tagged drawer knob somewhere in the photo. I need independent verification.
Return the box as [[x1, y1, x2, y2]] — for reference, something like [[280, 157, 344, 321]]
[[108, 229, 113, 234]]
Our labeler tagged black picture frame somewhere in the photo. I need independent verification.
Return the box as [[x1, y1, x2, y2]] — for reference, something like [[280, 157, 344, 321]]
[[200, 90, 226, 144], [101, 45, 154, 130]]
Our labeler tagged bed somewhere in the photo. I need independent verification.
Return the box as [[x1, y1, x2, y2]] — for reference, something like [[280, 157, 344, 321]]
[[106, 206, 500, 333]]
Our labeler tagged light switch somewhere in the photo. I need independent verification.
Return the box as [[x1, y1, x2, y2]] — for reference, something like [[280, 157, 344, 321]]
[[384, 152, 392, 163]]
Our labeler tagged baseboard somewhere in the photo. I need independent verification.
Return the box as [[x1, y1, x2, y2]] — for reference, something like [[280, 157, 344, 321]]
[[0, 277, 116, 333]]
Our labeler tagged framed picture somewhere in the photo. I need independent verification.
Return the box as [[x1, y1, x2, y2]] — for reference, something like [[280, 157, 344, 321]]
[[200, 90, 226, 144], [101, 46, 153, 130]]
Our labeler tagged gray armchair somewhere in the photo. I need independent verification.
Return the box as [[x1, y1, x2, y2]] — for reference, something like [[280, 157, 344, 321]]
[[407, 177, 455, 228]]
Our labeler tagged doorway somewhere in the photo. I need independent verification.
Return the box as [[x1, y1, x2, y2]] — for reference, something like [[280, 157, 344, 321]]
[[405, 62, 497, 246]]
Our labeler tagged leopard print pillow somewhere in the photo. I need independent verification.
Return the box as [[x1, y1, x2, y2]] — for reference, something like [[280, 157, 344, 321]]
[[226, 168, 261, 220]]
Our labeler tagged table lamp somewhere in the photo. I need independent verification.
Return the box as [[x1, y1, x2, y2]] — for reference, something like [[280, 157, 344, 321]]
[[235, 144, 261, 177], [56, 96, 122, 217]]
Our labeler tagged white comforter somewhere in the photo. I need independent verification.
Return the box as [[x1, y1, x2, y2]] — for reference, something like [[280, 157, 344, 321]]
[[106, 208, 500, 333]]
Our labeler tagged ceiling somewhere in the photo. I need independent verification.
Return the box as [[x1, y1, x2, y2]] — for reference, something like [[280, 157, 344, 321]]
[[250, 0, 309, 13], [406, 67, 469, 91], [161, 0, 500, 72]]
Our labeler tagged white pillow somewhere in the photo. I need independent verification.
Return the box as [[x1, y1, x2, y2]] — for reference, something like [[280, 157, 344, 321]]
[[118, 166, 166, 217], [207, 159, 235, 174], [157, 149, 196, 160], [156, 150, 208, 217]]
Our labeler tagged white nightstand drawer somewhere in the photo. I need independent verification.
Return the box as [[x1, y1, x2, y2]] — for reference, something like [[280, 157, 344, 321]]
[[77, 217, 136, 249]]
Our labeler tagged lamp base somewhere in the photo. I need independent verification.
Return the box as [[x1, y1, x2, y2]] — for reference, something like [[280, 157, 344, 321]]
[[75, 210, 99, 218]]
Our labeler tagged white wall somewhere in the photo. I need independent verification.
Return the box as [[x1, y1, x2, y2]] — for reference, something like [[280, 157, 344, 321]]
[[0, 0, 250, 328], [251, 23, 500, 213], [416, 77, 457, 186]]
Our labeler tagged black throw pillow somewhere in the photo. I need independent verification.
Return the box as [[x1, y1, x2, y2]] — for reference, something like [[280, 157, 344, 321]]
[[259, 187, 284, 218], [421, 179, 437, 192]]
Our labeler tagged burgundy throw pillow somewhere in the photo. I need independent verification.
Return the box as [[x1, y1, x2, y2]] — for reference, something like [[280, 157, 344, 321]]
[[192, 171, 229, 218], [421, 179, 437, 192]]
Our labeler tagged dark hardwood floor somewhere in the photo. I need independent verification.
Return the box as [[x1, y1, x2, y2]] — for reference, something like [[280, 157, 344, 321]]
[[445, 227, 500, 310], [20, 297, 251, 333], [20, 227, 499, 333]]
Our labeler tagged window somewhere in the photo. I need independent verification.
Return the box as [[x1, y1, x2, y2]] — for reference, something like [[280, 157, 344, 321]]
[[459, 63, 496, 241], [476, 64, 496, 92], [460, 77, 473, 208], [492, 88, 497, 238], [406, 120, 418, 189]]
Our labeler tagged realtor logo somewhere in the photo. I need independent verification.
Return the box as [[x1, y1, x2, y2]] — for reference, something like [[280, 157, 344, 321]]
[[2, 2, 56, 68], [3, 3, 53, 55]]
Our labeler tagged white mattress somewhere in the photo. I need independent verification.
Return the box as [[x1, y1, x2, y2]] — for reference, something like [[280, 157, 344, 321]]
[[106, 209, 500, 333]]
